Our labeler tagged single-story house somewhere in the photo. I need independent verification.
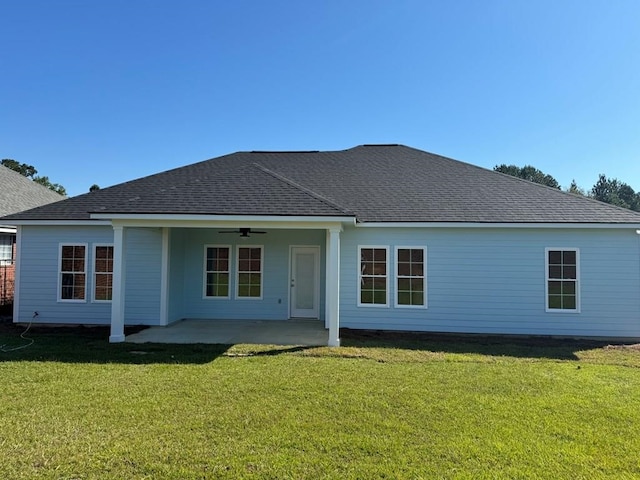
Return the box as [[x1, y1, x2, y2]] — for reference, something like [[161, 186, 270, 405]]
[[2, 144, 640, 345], [0, 165, 64, 306]]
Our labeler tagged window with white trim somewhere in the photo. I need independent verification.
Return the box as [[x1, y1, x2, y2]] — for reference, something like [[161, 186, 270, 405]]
[[236, 246, 263, 298], [396, 247, 426, 307], [60, 244, 87, 301], [0, 235, 13, 265], [359, 246, 388, 306], [204, 246, 230, 298], [546, 248, 579, 311], [94, 245, 114, 301]]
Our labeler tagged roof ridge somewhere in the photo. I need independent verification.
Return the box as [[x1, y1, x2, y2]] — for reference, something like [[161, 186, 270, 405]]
[[252, 162, 355, 217]]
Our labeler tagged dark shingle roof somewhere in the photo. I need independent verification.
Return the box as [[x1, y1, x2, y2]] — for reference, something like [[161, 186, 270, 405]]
[[3, 145, 640, 224], [0, 165, 65, 219]]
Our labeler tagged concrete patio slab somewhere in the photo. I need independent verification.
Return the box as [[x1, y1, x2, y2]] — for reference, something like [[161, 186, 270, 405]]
[[125, 319, 329, 346]]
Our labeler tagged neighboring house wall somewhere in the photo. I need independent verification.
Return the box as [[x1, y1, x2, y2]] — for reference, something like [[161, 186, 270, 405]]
[[0, 237, 16, 306], [339, 226, 640, 337]]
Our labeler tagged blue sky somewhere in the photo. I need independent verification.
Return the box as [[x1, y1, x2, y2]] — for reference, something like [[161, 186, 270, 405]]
[[2, 0, 639, 197]]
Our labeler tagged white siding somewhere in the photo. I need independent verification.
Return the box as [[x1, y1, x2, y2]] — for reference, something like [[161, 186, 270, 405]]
[[339, 227, 640, 337]]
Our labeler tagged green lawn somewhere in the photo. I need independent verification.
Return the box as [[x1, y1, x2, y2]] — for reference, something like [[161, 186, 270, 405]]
[[1, 325, 639, 479]]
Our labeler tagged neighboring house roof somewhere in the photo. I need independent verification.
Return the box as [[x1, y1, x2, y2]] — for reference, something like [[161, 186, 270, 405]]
[[3, 144, 640, 224], [0, 165, 65, 223]]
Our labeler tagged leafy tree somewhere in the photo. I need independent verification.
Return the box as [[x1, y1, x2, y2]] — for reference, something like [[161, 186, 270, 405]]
[[1, 159, 37, 178], [89, 184, 100, 192], [34, 176, 67, 196], [494, 164, 561, 189], [566, 179, 586, 196], [591, 174, 639, 211], [1, 158, 66, 196]]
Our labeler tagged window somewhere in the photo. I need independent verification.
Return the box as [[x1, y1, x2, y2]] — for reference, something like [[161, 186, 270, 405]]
[[236, 246, 262, 298], [59, 244, 87, 301], [396, 247, 426, 307], [94, 245, 114, 301], [204, 246, 230, 298], [0, 235, 13, 265], [546, 248, 579, 312], [359, 246, 388, 306]]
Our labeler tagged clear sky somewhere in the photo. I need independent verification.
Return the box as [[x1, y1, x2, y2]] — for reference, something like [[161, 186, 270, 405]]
[[2, 0, 639, 197]]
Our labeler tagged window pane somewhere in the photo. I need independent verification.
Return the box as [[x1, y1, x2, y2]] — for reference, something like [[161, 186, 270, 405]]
[[373, 277, 386, 290], [238, 285, 250, 297], [238, 260, 250, 272], [373, 291, 386, 304], [398, 249, 410, 262], [562, 281, 575, 295], [249, 286, 261, 297], [411, 249, 423, 262], [411, 278, 424, 292], [361, 249, 373, 262], [548, 295, 562, 309], [563, 295, 576, 310], [410, 263, 424, 277], [397, 278, 410, 291], [548, 266, 562, 279], [548, 251, 561, 264], [239, 248, 250, 259], [398, 262, 410, 276], [411, 291, 424, 306], [562, 266, 576, 279], [397, 292, 411, 305], [548, 281, 561, 295], [374, 249, 386, 261], [373, 263, 386, 275], [249, 260, 261, 272], [563, 251, 576, 265], [361, 261, 373, 275], [361, 291, 373, 304]]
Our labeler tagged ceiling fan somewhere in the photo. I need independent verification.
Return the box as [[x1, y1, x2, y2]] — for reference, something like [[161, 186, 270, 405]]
[[218, 227, 267, 238]]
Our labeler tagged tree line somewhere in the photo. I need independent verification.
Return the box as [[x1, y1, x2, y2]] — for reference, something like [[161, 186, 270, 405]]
[[1, 159, 67, 196], [494, 164, 640, 212]]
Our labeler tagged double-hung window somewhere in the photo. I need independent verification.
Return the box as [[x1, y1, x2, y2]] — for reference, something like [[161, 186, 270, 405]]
[[236, 246, 263, 299], [395, 247, 426, 307], [204, 246, 231, 298], [59, 244, 87, 301], [359, 246, 388, 306], [546, 248, 579, 312], [0, 235, 13, 266], [94, 245, 114, 301]]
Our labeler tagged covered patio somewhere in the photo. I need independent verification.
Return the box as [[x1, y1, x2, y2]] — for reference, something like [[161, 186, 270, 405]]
[[125, 318, 329, 346]]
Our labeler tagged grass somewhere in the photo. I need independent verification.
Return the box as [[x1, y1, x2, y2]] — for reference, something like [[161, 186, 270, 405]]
[[1, 324, 640, 479]]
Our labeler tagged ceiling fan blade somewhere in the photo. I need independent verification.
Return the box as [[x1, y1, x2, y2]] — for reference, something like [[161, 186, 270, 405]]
[[218, 231, 239, 234]]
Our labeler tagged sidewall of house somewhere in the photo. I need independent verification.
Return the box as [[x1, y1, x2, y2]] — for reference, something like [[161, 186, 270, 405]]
[[16, 225, 163, 326], [339, 226, 640, 337]]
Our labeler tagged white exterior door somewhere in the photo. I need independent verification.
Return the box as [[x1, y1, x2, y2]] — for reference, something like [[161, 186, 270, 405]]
[[290, 246, 320, 318]]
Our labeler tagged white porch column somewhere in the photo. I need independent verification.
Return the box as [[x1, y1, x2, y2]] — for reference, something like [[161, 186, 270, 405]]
[[325, 226, 341, 347], [109, 225, 126, 343]]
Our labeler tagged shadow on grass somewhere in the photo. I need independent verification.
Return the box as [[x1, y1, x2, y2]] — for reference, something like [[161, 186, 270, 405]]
[[339, 328, 616, 361], [0, 324, 231, 365], [0, 323, 624, 364]]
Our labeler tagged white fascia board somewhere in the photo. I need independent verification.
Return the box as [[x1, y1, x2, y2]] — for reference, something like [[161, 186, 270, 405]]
[[6, 220, 112, 226], [357, 222, 640, 230], [97, 214, 356, 229]]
